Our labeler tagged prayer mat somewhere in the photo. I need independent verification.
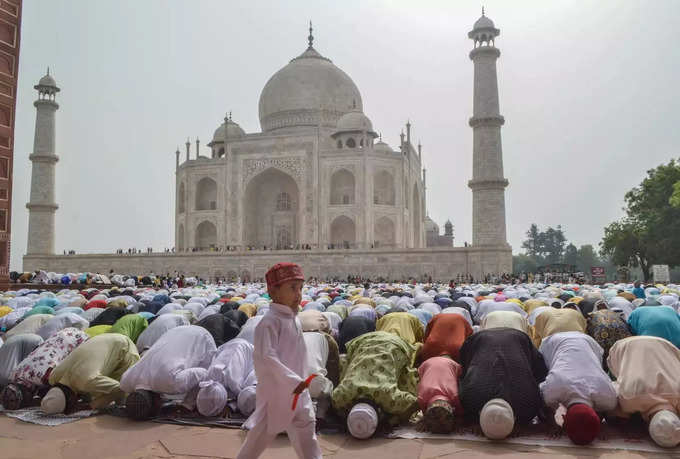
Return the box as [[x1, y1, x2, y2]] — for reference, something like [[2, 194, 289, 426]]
[[387, 421, 674, 453], [0, 405, 97, 426]]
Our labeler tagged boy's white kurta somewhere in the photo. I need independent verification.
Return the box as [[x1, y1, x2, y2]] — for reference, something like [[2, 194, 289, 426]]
[[244, 303, 312, 434]]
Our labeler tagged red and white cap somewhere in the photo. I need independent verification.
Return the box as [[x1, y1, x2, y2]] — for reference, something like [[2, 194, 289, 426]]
[[265, 262, 305, 291]]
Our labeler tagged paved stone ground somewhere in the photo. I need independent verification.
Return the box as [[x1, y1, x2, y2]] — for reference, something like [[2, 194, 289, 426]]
[[1, 415, 678, 459]]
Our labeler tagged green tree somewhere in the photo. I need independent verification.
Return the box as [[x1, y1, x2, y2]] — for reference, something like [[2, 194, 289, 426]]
[[543, 225, 567, 264], [521, 223, 541, 258], [563, 243, 579, 268], [600, 220, 652, 281], [670, 181, 680, 208], [601, 159, 680, 281], [577, 244, 600, 273], [513, 254, 539, 274]]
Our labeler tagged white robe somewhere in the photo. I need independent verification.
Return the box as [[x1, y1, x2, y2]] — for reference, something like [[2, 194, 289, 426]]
[[244, 303, 312, 435], [208, 338, 256, 398], [120, 325, 215, 395], [539, 331, 617, 412], [135, 314, 190, 352]]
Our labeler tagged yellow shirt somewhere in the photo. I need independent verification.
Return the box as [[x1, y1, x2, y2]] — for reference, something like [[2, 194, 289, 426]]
[[49, 333, 140, 408], [532, 308, 586, 346], [376, 312, 424, 345]]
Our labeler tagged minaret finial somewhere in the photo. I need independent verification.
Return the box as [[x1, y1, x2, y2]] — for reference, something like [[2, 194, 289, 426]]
[[308, 20, 314, 48], [229, 111, 232, 121]]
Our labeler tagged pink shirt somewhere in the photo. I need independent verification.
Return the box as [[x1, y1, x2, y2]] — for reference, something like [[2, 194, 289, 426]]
[[417, 356, 463, 413]]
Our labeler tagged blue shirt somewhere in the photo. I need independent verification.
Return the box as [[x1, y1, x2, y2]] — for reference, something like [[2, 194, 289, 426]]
[[632, 287, 646, 299], [628, 306, 680, 348]]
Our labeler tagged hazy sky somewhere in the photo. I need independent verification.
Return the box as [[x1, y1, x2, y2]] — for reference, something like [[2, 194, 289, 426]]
[[10, 0, 680, 270]]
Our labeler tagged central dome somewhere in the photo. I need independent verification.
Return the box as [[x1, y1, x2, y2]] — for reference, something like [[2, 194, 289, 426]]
[[259, 45, 363, 133]]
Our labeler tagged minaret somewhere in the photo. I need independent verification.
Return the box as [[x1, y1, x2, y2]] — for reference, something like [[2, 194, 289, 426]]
[[26, 70, 60, 255], [468, 10, 509, 247]]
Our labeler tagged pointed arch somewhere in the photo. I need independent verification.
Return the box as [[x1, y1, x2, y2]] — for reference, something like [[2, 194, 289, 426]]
[[374, 216, 395, 248], [330, 169, 355, 205], [195, 177, 217, 210], [330, 215, 356, 249], [178, 182, 186, 213], [195, 220, 217, 250], [374, 170, 395, 205]]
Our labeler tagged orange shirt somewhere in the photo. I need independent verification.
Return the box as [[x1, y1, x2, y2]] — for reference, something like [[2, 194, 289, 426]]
[[420, 314, 473, 363]]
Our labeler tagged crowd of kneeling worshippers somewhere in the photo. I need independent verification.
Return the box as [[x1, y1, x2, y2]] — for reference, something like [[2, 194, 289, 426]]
[[0, 275, 679, 450]]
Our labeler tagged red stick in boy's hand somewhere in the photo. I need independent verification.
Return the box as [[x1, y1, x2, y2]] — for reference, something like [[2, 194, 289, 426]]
[[291, 374, 318, 410]]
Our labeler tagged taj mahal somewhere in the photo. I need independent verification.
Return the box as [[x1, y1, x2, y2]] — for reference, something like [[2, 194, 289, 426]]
[[22, 12, 512, 281]]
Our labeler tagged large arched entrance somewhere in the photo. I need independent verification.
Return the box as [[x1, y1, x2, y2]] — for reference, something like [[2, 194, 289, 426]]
[[330, 215, 356, 249], [243, 168, 299, 249], [195, 221, 217, 250]]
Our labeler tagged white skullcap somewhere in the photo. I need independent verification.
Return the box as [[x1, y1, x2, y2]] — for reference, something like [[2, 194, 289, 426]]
[[347, 403, 378, 439], [196, 380, 227, 417], [237, 385, 257, 416], [308, 375, 332, 399], [480, 398, 514, 440], [649, 410, 680, 448], [41, 387, 66, 414]]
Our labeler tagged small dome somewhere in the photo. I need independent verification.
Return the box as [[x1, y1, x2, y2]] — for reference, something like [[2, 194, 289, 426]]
[[212, 120, 245, 142], [473, 15, 495, 30], [336, 110, 373, 132], [373, 140, 393, 154], [425, 216, 439, 234], [38, 74, 57, 87]]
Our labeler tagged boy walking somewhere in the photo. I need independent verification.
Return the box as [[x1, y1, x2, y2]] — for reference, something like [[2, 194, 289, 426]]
[[236, 262, 322, 459]]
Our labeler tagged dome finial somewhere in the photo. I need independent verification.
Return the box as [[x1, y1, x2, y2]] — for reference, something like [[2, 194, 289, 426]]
[[482, 6, 485, 16], [47, 66, 50, 76], [308, 20, 314, 48]]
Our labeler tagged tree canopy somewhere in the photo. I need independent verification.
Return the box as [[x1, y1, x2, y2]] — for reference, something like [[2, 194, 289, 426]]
[[600, 159, 680, 281]]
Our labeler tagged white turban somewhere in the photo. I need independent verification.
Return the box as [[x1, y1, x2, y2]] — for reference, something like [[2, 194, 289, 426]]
[[649, 410, 680, 448], [41, 387, 66, 414], [347, 403, 378, 440], [237, 385, 256, 416], [480, 398, 514, 440], [196, 380, 227, 417]]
